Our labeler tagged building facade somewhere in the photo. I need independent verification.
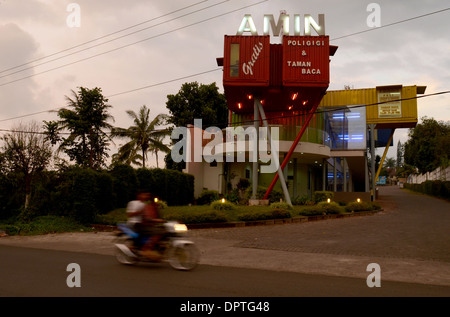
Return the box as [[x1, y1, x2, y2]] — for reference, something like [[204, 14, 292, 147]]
[[183, 29, 425, 203]]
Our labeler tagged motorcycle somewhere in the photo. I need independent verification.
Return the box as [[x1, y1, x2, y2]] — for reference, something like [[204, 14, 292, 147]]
[[114, 221, 200, 271]]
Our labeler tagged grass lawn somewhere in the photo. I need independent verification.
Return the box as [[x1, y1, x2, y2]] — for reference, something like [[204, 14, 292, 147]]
[[1, 201, 380, 235]]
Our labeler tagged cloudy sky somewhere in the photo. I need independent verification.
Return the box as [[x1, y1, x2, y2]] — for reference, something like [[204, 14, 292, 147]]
[[0, 0, 449, 167]]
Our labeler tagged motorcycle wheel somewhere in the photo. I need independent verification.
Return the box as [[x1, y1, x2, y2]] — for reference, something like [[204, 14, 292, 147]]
[[115, 237, 138, 265], [167, 243, 200, 271]]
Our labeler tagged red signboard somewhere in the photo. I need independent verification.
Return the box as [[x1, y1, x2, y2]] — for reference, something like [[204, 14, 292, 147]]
[[221, 35, 334, 113], [223, 35, 270, 86], [282, 35, 330, 87]]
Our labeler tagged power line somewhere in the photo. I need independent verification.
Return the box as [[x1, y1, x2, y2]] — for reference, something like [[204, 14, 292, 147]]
[[1, 90, 449, 136], [107, 68, 222, 98], [2, 2, 446, 89], [0, 0, 267, 88], [0, 0, 209, 74], [202, 90, 450, 129], [0, 3, 448, 123], [0, 0, 226, 79], [0, 67, 222, 123], [331, 7, 450, 41]]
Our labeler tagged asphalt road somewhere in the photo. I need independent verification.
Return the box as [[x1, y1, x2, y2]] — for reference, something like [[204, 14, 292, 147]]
[[1, 185, 449, 314], [1, 244, 450, 298]]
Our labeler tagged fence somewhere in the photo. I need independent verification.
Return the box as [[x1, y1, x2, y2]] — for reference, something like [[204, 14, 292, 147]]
[[407, 166, 450, 184]]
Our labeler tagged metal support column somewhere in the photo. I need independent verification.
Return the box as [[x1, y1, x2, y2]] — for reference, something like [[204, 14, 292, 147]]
[[369, 124, 376, 201], [263, 103, 320, 200], [256, 100, 292, 205], [322, 159, 326, 191], [252, 98, 259, 199], [343, 157, 347, 192], [375, 129, 395, 182], [333, 157, 337, 192]]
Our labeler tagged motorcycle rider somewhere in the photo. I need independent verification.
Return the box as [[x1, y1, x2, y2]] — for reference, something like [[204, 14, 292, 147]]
[[139, 197, 165, 260], [126, 191, 164, 260], [126, 191, 149, 249]]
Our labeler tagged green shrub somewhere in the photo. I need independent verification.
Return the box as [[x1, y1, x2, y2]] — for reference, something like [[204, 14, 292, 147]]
[[245, 186, 283, 203], [0, 216, 89, 236], [238, 211, 270, 221], [237, 209, 292, 221], [236, 178, 250, 191], [270, 208, 292, 219], [197, 190, 220, 205], [312, 191, 334, 203], [404, 180, 450, 199], [345, 201, 380, 212], [165, 210, 227, 224], [298, 201, 341, 216], [317, 201, 341, 214], [156, 200, 168, 209], [110, 164, 139, 209], [95, 208, 127, 225], [211, 200, 236, 211], [298, 205, 326, 216], [292, 195, 309, 205], [270, 202, 293, 211], [225, 188, 240, 203]]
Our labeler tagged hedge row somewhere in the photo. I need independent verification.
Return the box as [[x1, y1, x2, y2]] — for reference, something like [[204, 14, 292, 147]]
[[0, 164, 194, 224], [404, 180, 450, 199]]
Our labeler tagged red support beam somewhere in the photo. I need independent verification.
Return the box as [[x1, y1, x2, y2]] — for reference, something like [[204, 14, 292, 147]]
[[263, 103, 320, 200]]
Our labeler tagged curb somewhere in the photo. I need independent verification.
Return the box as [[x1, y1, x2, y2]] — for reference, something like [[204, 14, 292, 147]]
[[87, 210, 381, 232], [186, 210, 381, 229]]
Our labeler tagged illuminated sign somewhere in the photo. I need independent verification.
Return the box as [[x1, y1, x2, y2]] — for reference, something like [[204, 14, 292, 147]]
[[223, 35, 270, 85], [283, 36, 330, 86], [242, 42, 264, 75], [378, 90, 402, 118], [237, 13, 325, 36]]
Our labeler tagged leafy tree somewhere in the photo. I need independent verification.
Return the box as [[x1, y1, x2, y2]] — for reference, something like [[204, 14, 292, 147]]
[[383, 157, 397, 178], [383, 157, 396, 169], [1, 122, 52, 209], [396, 163, 416, 178], [44, 87, 114, 170], [164, 82, 228, 170], [166, 81, 228, 129], [111, 105, 171, 168], [396, 140, 403, 168], [404, 117, 450, 174]]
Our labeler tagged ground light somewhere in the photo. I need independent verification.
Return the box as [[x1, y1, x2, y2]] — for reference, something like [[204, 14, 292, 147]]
[[357, 198, 361, 203], [327, 198, 331, 203], [221, 198, 226, 203]]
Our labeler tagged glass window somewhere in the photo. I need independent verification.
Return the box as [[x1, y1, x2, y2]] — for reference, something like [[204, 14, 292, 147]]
[[230, 43, 240, 77], [325, 106, 366, 150]]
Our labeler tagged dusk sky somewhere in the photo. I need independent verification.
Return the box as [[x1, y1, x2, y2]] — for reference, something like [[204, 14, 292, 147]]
[[1, 0, 449, 167]]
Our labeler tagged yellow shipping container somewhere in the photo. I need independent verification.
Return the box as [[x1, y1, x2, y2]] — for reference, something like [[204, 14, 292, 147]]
[[319, 85, 426, 129]]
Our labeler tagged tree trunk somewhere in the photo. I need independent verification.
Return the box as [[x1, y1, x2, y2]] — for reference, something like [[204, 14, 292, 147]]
[[142, 148, 146, 168], [24, 174, 32, 209]]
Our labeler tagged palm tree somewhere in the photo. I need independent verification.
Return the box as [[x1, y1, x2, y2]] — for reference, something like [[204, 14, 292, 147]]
[[148, 134, 165, 168], [45, 87, 114, 169], [112, 105, 171, 168]]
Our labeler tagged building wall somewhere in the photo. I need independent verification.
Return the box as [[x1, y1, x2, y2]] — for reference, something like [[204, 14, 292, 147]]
[[202, 162, 224, 194]]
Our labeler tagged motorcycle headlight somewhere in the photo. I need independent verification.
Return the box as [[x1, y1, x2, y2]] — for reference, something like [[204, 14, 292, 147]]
[[174, 223, 188, 233]]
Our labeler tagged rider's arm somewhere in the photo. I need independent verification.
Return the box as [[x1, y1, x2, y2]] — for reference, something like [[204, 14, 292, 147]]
[[126, 201, 144, 218]]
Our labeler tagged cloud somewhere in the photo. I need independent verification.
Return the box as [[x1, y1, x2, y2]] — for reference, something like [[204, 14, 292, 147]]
[[0, 0, 449, 166], [0, 23, 42, 121]]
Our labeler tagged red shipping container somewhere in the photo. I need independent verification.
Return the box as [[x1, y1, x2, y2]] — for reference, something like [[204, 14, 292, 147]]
[[282, 36, 330, 87], [223, 35, 270, 86]]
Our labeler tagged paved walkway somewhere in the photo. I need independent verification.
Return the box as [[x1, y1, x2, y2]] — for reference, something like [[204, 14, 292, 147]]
[[1, 186, 449, 286]]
